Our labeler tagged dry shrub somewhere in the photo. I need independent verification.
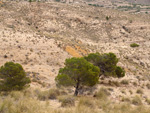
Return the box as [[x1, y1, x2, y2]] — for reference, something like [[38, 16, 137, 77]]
[[132, 96, 142, 105], [59, 96, 75, 107], [146, 83, 150, 89], [78, 97, 95, 108], [136, 89, 143, 94], [36, 88, 60, 101], [121, 96, 131, 103], [121, 79, 129, 85], [94, 87, 110, 100]]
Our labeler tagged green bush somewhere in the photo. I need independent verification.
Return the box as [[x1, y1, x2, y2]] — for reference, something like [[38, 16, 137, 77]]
[[55, 57, 100, 96], [115, 66, 125, 78], [130, 43, 139, 47], [0, 62, 31, 91], [106, 16, 111, 20], [84, 52, 125, 78]]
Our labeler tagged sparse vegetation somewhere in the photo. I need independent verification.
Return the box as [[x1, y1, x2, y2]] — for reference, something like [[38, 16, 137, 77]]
[[130, 43, 139, 47], [0, 1, 150, 113]]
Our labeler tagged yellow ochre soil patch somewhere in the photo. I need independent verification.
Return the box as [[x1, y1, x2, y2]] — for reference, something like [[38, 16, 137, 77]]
[[65, 46, 82, 57]]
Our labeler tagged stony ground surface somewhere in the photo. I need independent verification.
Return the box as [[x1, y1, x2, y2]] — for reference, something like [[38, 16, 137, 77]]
[[0, 1, 150, 105]]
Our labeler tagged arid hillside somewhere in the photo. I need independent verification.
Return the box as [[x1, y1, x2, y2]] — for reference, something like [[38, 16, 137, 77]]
[[0, 1, 150, 111], [127, 0, 150, 5]]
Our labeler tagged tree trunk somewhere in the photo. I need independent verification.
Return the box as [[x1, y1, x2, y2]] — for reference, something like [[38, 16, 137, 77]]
[[74, 81, 80, 96]]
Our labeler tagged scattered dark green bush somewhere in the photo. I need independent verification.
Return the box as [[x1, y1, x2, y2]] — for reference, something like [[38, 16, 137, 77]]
[[130, 43, 139, 47], [0, 62, 31, 91]]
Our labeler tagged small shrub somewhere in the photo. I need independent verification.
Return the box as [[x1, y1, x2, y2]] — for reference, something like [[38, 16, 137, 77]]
[[94, 87, 109, 100], [130, 43, 139, 47], [48, 89, 60, 99], [146, 98, 150, 105], [115, 66, 125, 78], [132, 96, 142, 105], [121, 79, 129, 85], [78, 97, 95, 108], [133, 82, 138, 86], [37, 90, 49, 101], [108, 80, 120, 87], [121, 97, 131, 102], [146, 83, 150, 89], [136, 89, 143, 94], [59, 96, 75, 107], [121, 90, 126, 94], [36, 89, 60, 101], [129, 90, 133, 95], [106, 16, 111, 20]]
